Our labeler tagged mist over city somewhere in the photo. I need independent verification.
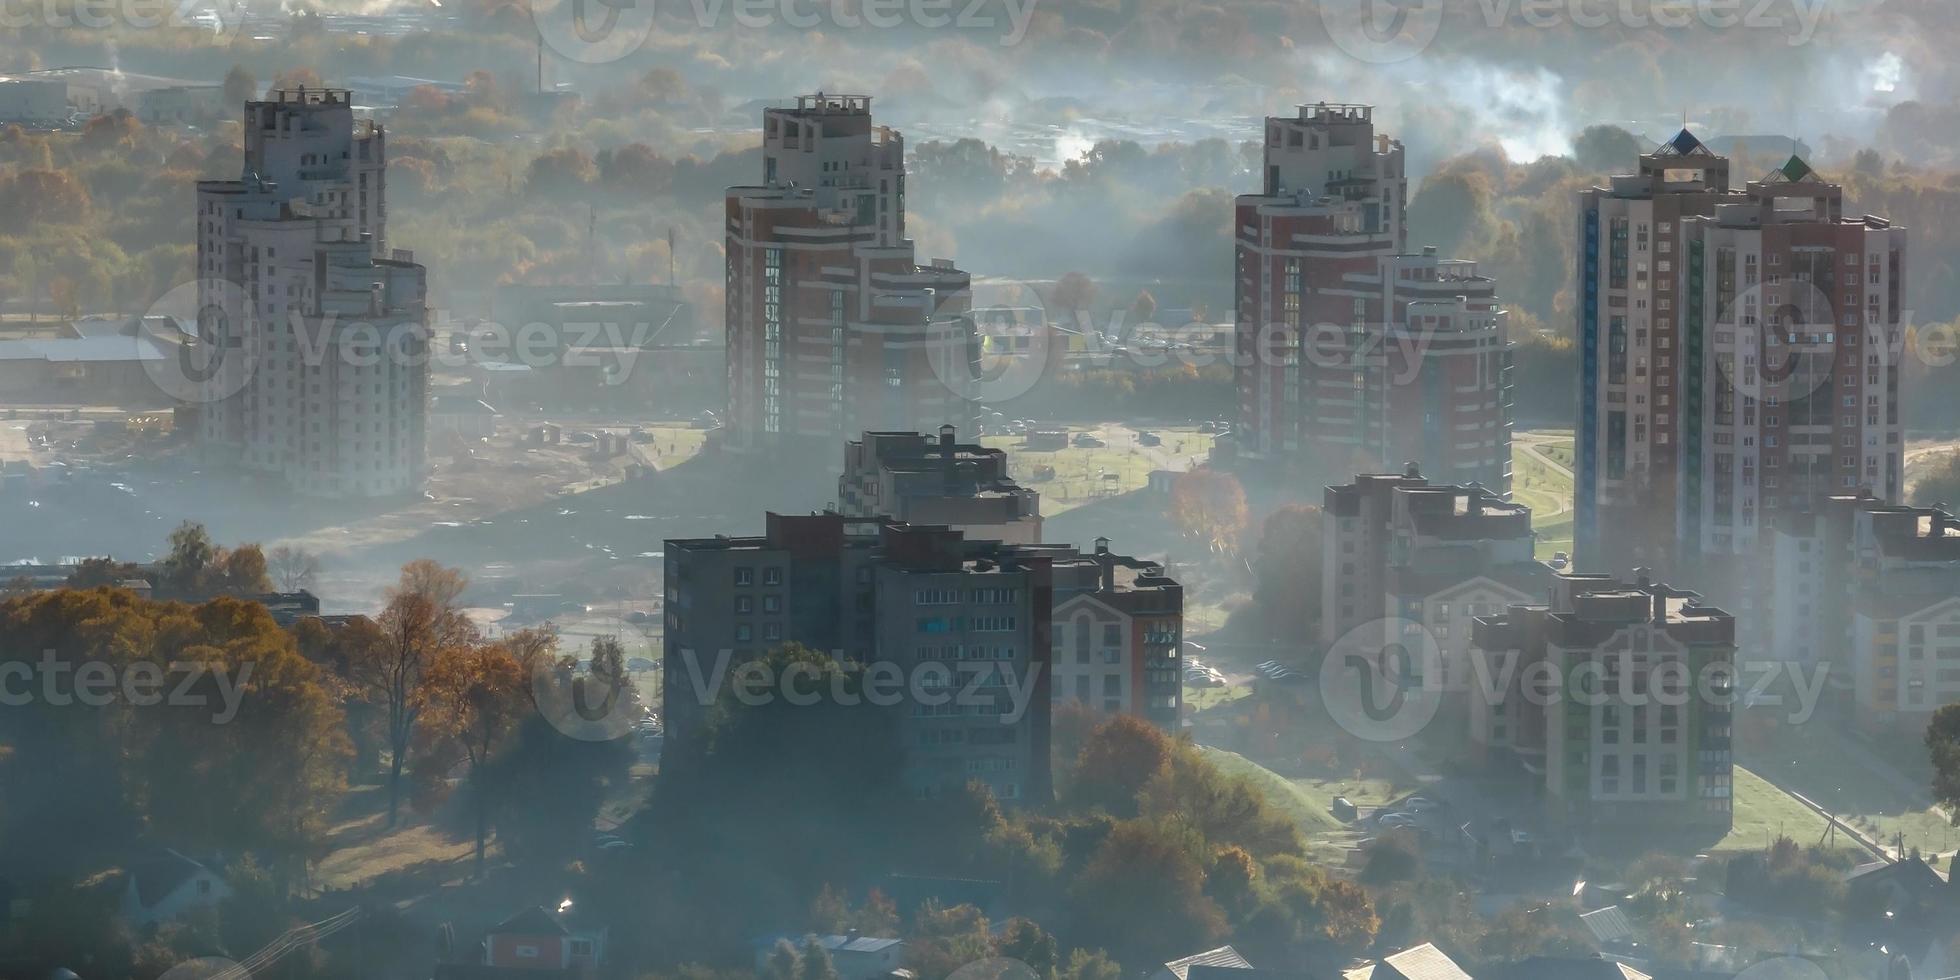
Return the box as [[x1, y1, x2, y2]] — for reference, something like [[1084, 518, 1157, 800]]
[[2, 1, 1960, 978]]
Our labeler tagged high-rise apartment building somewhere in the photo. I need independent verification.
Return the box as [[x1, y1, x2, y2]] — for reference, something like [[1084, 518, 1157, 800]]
[[724, 94, 974, 453], [1471, 570, 1735, 834], [195, 87, 428, 497], [838, 426, 1042, 544], [1234, 104, 1512, 488], [1321, 465, 1543, 694], [1576, 132, 1906, 576]]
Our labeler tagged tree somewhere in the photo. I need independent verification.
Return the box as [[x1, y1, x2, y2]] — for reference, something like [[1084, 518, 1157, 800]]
[[271, 68, 323, 91], [159, 520, 216, 597], [1065, 715, 1175, 817], [483, 711, 634, 868], [1929, 704, 1960, 819], [214, 544, 272, 595], [1140, 742, 1303, 858], [1168, 469, 1248, 554], [907, 902, 994, 980], [1051, 271, 1097, 317], [797, 936, 839, 980], [995, 918, 1058, 980], [1057, 949, 1120, 980], [1912, 452, 1960, 508], [268, 545, 321, 593], [1068, 820, 1226, 965], [355, 560, 475, 825], [1572, 124, 1641, 174], [64, 556, 141, 589], [526, 147, 598, 197], [223, 66, 257, 109], [417, 642, 529, 876], [1251, 505, 1322, 639]]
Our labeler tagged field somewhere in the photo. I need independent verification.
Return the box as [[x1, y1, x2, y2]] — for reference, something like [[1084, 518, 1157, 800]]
[[1200, 747, 1344, 834], [1742, 721, 1955, 858], [1513, 430, 1577, 558], [978, 424, 1214, 517], [1716, 766, 1868, 857]]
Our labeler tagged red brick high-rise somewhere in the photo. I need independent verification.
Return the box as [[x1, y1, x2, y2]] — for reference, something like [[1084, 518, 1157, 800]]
[[724, 94, 974, 452], [1234, 103, 1511, 491]]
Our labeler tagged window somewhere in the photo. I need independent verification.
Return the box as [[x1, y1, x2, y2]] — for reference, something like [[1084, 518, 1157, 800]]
[[734, 567, 754, 586], [763, 595, 781, 613], [735, 596, 753, 614], [735, 624, 753, 642], [1102, 624, 1121, 647], [763, 567, 782, 586]]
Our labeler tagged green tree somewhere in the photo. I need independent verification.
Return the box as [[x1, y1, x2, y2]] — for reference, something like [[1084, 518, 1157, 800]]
[[798, 937, 840, 980], [1930, 704, 1960, 819], [1573, 124, 1641, 174], [1251, 505, 1322, 639]]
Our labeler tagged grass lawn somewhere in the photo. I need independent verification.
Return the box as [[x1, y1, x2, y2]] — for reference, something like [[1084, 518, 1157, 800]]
[[1200, 747, 1344, 833], [1184, 681, 1252, 712], [1715, 766, 1862, 856], [1512, 439, 1576, 558], [978, 430, 1214, 517], [1742, 722, 1956, 856], [1292, 774, 1413, 810], [1540, 440, 1576, 471]]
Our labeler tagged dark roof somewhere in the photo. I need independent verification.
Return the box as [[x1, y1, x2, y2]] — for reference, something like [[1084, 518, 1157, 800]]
[[129, 850, 214, 908], [492, 906, 569, 936], [1662, 128, 1708, 156]]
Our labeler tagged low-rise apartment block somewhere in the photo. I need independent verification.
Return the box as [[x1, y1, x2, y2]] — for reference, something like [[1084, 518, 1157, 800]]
[[1047, 537, 1184, 730], [838, 426, 1042, 543], [1322, 465, 1542, 694], [1471, 571, 1735, 834], [664, 512, 1184, 803], [1769, 494, 1960, 728]]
